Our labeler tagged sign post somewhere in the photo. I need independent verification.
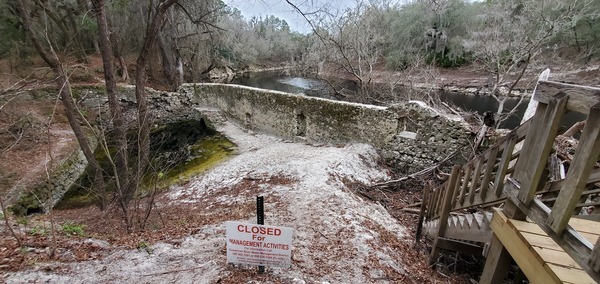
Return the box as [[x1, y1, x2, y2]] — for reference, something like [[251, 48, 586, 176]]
[[257, 196, 265, 273], [225, 196, 293, 271]]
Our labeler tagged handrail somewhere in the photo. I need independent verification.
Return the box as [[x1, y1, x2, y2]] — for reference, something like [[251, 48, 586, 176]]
[[419, 79, 600, 281], [424, 119, 530, 221]]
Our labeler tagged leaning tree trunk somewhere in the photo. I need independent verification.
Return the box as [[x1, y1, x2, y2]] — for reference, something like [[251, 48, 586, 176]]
[[16, 0, 106, 204]]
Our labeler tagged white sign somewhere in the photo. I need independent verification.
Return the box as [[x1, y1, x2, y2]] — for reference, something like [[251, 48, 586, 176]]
[[226, 221, 293, 267]]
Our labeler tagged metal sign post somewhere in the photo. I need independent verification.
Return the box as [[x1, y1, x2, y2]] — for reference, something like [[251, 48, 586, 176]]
[[257, 196, 265, 274]]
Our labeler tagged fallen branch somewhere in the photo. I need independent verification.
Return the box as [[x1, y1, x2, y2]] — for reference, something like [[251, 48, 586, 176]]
[[441, 102, 461, 116], [563, 120, 586, 137], [0, 195, 22, 247], [142, 262, 213, 277], [401, 208, 421, 214], [373, 150, 458, 188]]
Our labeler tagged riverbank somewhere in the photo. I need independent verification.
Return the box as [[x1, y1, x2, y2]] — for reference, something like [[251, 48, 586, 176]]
[[318, 61, 600, 97]]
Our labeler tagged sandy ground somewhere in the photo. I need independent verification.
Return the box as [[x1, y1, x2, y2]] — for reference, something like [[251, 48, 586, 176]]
[[3, 115, 456, 283]]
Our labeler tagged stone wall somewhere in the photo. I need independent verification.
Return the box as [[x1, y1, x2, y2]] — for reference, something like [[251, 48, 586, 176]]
[[11, 143, 91, 215], [383, 103, 471, 174], [179, 83, 472, 173], [180, 84, 397, 148]]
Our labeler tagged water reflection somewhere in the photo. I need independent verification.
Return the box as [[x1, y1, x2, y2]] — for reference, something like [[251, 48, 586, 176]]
[[277, 77, 327, 90], [439, 92, 526, 129], [230, 71, 306, 94], [228, 71, 586, 130]]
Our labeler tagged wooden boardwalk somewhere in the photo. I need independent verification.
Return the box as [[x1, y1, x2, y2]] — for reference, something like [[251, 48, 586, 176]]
[[417, 79, 600, 283], [491, 209, 596, 283]]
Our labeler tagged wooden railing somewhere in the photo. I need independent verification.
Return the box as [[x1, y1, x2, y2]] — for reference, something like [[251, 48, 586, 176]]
[[418, 80, 600, 281], [422, 119, 529, 223]]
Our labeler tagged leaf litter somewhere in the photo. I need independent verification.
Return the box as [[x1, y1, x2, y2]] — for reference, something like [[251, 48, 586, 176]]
[[2, 118, 467, 283]]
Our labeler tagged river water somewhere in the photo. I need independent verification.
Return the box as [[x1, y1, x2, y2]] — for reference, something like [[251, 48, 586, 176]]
[[229, 71, 585, 130]]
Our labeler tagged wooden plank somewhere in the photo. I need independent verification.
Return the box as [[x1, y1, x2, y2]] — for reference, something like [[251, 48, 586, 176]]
[[511, 219, 546, 236], [436, 237, 484, 256], [504, 180, 600, 282], [480, 145, 499, 200], [515, 119, 532, 140], [425, 188, 434, 220], [521, 232, 563, 251], [468, 157, 483, 204], [430, 166, 461, 264], [548, 263, 596, 284], [429, 187, 440, 219], [451, 169, 464, 209], [568, 218, 600, 235], [542, 188, 600, 202], [489, 209, 560, 283], [457, 165, 471, 207], [579, 232, 599, 245], [533, 246, 581, 268], [538, 168, 600, 196], [590, 168, 600, 184], [548, 103, 600, 235], [534, 80, 600, 115], [509, 217, 593, 283], [515, 92, 568, 204], [415, 186, 430, 243], [493, 134, 517, 197], [444, 224, 493, 243]]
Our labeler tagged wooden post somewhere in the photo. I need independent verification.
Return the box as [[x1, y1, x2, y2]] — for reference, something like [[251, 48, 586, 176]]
[[548, 103, 600, 235], [480, 146, 500, 201], [589, 236, 600, 273], [429, 166, 461, 264], [458, 164, 471, 206], [480, 234, 512, 284], [415, 186, 430, 244], [513, 92, 568, 205], [493, 134, 517, 197], [481, 192, 528, 282], [450, 169, 464, 209], [468, 157, 483, 204]]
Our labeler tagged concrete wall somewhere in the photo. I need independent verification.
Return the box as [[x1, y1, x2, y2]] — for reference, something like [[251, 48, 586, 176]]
[[180, 84, 398, 148]]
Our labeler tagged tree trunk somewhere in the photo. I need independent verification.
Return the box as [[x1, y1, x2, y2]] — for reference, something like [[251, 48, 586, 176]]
[[148, 45, 163, 84], [110, 34, 130, 82], [17, 0, 106, 206], [175, 52, 183, 90], [91, 0, 130, 211], [157, 35, 175, 87], [130, 0, 179, 220]]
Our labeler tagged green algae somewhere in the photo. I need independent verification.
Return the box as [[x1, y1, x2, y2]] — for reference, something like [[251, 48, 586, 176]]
[[158, 135, 236, 188], [55, 121, 236, 210]]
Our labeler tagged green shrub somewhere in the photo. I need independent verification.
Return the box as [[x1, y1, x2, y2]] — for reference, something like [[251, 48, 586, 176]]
[[61, 222, 86, 237], [137, 240, 154, 254]]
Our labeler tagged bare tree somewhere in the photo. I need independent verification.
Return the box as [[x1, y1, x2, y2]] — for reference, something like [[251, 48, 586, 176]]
[[285, 0, 388, 98], [93, 0, 181, 232], [15, 0, 106, 205], [90, 0, 129, 211], [463, 0, 596, 127]]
